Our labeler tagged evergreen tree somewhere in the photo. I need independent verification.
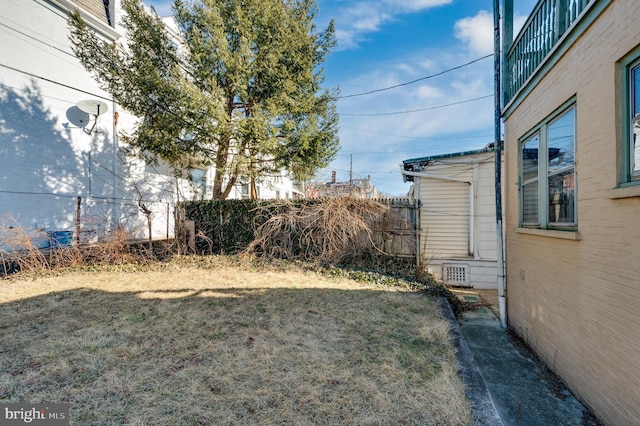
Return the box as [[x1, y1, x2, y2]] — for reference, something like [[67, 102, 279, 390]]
[[69, 0, 339, 199]]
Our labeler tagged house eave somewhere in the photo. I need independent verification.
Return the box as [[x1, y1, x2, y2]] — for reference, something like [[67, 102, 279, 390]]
[[403, 146, 494, 166], [47, 0, 122, 41]]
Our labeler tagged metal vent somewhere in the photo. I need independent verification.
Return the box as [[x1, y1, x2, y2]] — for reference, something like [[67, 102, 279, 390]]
[[442, 264, 470, 285]]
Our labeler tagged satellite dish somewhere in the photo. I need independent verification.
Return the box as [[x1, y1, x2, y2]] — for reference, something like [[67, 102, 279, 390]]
[[76, 100, 108, 116], [76, 100, 108, 134]]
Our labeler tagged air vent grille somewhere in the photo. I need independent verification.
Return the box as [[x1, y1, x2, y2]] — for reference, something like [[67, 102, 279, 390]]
[[442, 264, 470, 285]]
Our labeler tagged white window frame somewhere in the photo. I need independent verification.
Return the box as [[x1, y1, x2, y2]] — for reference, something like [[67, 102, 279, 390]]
[[519, 100, 577, 229]]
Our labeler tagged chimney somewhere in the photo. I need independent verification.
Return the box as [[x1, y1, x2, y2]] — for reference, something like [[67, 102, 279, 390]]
[[331, 171, 337, 184]]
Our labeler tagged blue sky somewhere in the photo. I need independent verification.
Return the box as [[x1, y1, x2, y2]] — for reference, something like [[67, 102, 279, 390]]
[[143, 0, 538, 196]]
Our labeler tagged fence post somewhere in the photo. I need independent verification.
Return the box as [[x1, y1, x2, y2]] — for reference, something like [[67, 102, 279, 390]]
[[76, 196, 81, 245]]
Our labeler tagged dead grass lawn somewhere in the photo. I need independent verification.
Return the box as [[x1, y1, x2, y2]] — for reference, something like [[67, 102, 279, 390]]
[[0, 262, 470, 425]]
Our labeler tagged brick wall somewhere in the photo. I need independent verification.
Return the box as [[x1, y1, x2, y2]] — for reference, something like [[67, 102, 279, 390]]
[[503, 1, 640, 424]]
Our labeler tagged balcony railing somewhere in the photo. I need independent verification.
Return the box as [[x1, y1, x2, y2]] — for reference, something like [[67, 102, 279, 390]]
[[504, 0, 591, 103]]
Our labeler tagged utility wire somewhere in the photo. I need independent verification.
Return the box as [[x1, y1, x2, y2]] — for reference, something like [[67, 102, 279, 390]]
[[341, 94, 493, 116], [339, 54, 493, 99], [0, 20, 75, 58], [339, 125, 493, 141], [0, 62, 114, 101]]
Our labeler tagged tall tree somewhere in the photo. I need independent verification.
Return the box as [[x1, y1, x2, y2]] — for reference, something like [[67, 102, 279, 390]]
[[69, 0, 339, 199]]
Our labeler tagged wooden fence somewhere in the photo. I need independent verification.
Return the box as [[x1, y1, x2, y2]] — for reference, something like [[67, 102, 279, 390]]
[[370, 198, 419, 259]]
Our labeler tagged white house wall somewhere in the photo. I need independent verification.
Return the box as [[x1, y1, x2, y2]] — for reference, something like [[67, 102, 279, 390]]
[[414, 153, 498, 289], [0, 0, 178, 243], [419, 176, 470, 259], [475, 159, 498, 259]]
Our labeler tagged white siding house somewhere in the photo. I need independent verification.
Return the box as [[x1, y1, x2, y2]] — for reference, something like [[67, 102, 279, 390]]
[[0, 0, 176, 244], [0, 0, 299, 247], [402, 147, 499, 289]]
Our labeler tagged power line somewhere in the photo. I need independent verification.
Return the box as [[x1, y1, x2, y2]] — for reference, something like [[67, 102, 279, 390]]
[[0, 62, 114, 102], [339, 125, 493, 141], [338, 54, 493, 99], [0, 20, 75, 58], [340, 94, 493, 116]]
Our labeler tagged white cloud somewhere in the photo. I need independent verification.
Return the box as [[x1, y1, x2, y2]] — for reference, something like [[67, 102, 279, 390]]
[[341, 3, 386, 32], [453, 10, 531, 56], [418, 59, 436, 71], [416, 85, 444, 99], [383, 0, 453, 13], [331, 0, 452, 50], [513, 15, 528, 35], [454, 10, 494, 56]]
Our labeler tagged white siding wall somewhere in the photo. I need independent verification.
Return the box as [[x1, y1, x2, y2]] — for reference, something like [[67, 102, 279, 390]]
[[415, 152, 498, 289], [427, 259, 498, 290], [0, 1, 177, 242], [420, 177, 470, 259], [475, 160, 498, 259]]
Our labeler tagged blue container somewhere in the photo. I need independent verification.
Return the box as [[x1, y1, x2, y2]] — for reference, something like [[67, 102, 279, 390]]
[[48, 231, 73, 248]]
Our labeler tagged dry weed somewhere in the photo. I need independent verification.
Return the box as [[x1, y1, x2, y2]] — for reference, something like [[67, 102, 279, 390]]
[[246, 198, 389, 264], [0, 217, 153, 276], [0, 218, 50, 273]]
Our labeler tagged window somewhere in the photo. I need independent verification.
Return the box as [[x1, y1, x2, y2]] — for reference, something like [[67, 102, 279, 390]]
[[617, 50, 640, 187], [626, 59, 640, 182], [189, 169, 206, 201], [519, 103, 576, 228], [521, 134, 539, 224]]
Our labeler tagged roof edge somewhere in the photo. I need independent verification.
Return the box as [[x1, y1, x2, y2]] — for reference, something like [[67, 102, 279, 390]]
[[403, 146, 494, 165]]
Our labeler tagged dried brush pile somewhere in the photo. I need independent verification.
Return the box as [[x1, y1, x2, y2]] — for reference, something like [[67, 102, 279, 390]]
[[245, 197, 389, 264]]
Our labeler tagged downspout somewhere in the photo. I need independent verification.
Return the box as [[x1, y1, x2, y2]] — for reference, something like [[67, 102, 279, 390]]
[[495, 0, 508, 329], [415, 199, 420, 267], [468, 176, 474, 257], [401, 170, 474, 257], [472, 162, 480, 259]]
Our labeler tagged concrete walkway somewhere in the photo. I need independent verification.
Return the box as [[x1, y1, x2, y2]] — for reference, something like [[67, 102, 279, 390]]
[[439, 295, 600, 426]]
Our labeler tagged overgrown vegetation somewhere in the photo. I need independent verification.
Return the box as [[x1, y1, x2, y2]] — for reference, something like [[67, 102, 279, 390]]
[[2, 196, 466, 315], [0, 259, 471, 425], [0, 218, 166, 277], [183, 199, 274, 253], [184, 197, 411, 264], [245, 198, 388, 263]]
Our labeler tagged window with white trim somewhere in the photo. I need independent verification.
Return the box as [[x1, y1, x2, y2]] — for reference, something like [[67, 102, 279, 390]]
[[520, 103, 576, 228]]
